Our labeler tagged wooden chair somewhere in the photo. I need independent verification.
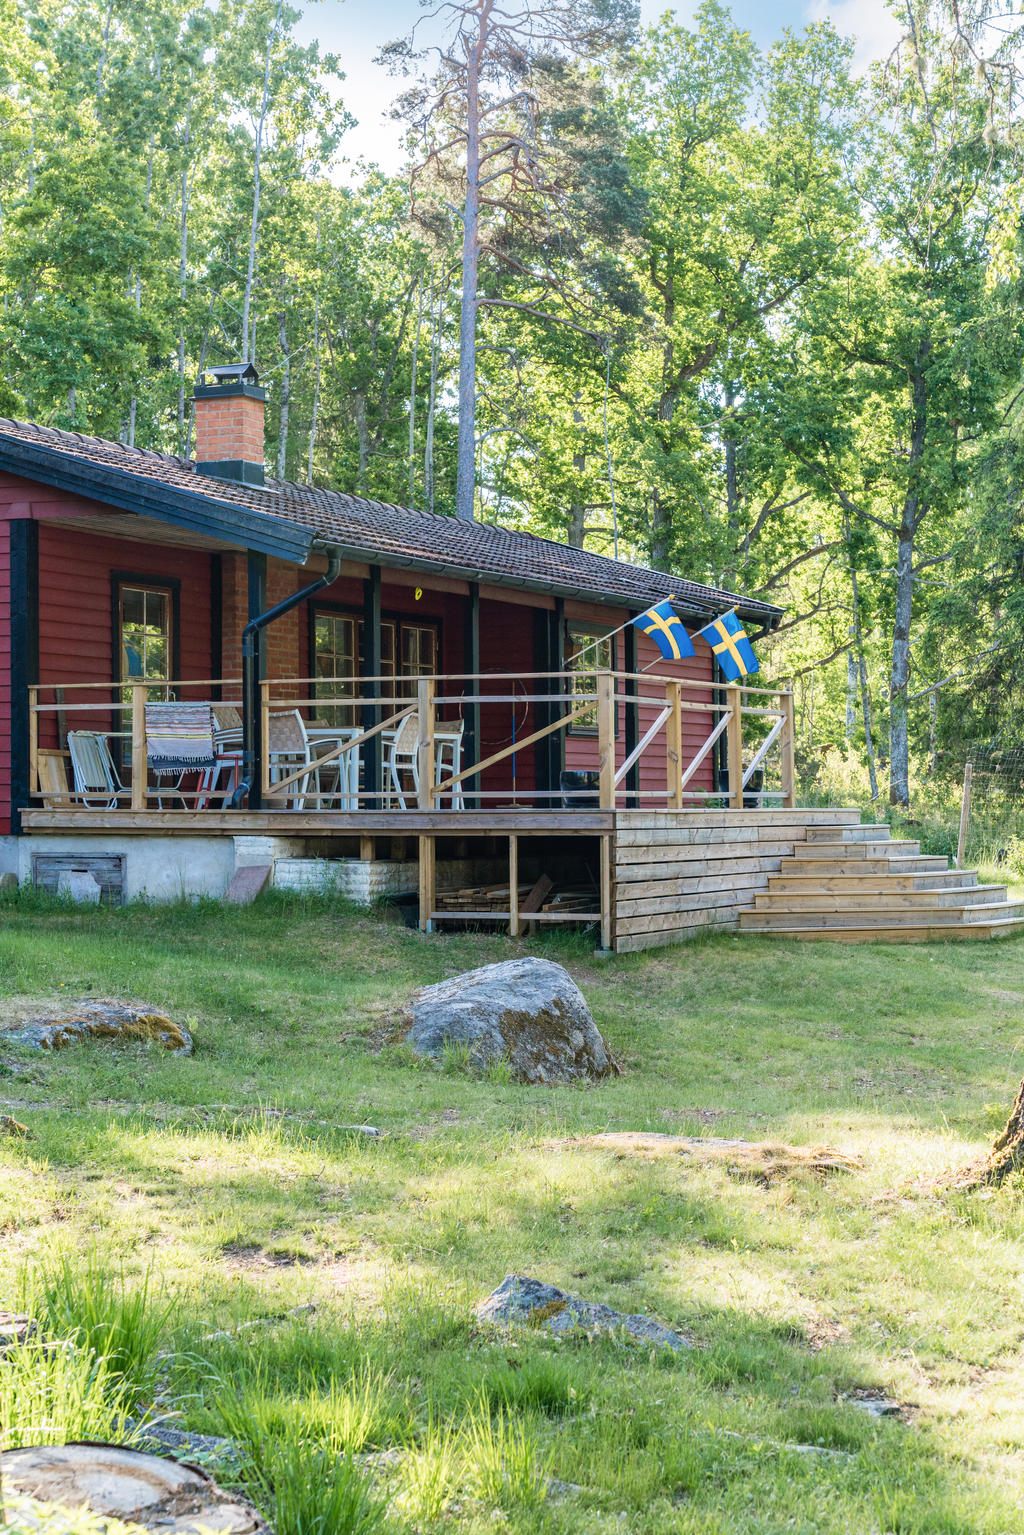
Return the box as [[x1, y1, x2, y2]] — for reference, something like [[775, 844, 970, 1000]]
[[36, 749, 72, 808], [67, 732, 123, 809]]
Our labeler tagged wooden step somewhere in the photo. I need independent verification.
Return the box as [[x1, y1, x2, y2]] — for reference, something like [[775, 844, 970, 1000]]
[[767, 870, 978, 893], [804, 823, 892, 844], [789, 839, 920, 859], [779, 856, 948, 876], [743, 919, 1024, 944], [739, 902, 1024, 931], [753, 885, 1009, 912]]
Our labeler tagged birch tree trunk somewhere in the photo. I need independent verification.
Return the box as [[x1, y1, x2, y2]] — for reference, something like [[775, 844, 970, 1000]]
[[176, 95, 193, 452], [888, 350, 929, 807], [306, 294, 320, 485], [888, 520, 915, 806], [455, 7, 490, 521], [845, 513, 879, 800], [569, 401, 586, 546], [277, 311, 290, 478], [241, 2, 283, 365], [354, 389, 369, 490], [96, 0, 116, 101], [846, 647, 857, 742], [425, 282, 441, 514], [408, 277, 423, 507]]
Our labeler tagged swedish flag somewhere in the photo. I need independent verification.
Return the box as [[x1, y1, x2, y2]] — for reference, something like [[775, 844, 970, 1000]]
[[631, 599, 695, 662], [696, 610, 759, 681]]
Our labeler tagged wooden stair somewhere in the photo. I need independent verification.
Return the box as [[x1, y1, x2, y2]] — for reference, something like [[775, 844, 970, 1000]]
[[737, 822, 1024, 943]]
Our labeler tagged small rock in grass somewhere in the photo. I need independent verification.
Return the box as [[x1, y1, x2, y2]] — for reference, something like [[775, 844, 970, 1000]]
[[0, 1310, 35, 1353], [846, 1394, 903, 1419], [546, 1477, 584, 1499], [338, 1123, 384, 1137], [0, 999, 192, 1056], [403, 957, 618, 1084], [476, 1274, 690, 1350], [132, 1422, 241, 1461]]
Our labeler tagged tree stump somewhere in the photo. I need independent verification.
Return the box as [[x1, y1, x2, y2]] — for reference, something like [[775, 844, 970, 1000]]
[[953, 1076, 1024, 1189], [0, 1442, 265, 1532]]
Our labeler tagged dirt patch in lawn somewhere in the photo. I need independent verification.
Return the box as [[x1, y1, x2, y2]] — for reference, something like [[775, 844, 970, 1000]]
[[551, 1132, 864, 1184]]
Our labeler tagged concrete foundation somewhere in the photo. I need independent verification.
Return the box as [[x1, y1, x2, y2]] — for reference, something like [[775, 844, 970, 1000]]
[[9, 832, 439, 908], [17, 833, 238, 902]]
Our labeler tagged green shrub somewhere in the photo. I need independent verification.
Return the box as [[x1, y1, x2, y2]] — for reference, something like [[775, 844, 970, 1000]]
[[0, 1338, 134, 1449], [26, 1251, 170, 1406], [213, 1381, 389, 1535]]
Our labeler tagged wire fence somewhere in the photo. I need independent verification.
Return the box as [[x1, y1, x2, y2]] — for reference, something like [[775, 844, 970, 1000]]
[[951, 744, 1024, 872]]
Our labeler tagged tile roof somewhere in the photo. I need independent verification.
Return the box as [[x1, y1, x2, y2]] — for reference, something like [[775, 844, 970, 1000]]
[[0, 418, 783, 624]]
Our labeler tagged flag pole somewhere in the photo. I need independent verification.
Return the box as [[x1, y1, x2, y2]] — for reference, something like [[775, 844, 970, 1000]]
[[636, 605, 740, 675], [567, 596, 677, 668]]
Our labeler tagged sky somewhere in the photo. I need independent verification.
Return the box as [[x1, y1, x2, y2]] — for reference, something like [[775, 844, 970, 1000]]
[[293, 0, 903, 173]]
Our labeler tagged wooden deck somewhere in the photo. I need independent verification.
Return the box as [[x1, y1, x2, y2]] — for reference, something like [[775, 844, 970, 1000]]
[[20, 805, 893, 952], [19, 808, 614, 834]]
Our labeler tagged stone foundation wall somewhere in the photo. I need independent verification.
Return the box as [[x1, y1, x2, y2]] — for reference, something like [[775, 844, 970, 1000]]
[[273, 856, 496, 906]]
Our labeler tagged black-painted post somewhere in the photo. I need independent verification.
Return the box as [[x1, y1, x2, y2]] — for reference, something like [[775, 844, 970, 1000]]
[[9, 520, 38, 834], [363, 565, 382, 805], [463, 582, 480, 808], [246, 553, 267, 808]]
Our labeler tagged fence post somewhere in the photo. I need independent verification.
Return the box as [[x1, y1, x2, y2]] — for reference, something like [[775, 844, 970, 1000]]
[[130, 681, 147, 811], [597, 671, 616, 810], [666, 680, 682, 809], [260, 681, 271, 800], [417, 678, 436, 809], [956, 760, 973, 870], [781, 690, 796, 809], [28, 687, 38, 801], [726, 683, 744, 810], [509, 833, 519, 938]]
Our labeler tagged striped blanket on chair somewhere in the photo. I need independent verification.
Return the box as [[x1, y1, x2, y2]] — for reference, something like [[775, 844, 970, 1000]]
[[145, 703, 217, 773]]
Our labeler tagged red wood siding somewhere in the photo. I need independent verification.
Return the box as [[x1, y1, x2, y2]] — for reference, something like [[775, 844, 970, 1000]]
[[563, 614, 716, 799], [478, 596, 537, 799], [0, 522, 11, 833], [33, 525, 214, 751]]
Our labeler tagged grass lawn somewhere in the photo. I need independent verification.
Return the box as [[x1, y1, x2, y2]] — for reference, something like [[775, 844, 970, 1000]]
[[3, 893, 1024, 1533]]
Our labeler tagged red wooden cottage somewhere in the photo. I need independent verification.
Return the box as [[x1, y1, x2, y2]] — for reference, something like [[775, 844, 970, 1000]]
[[0, 365, 819, 951]]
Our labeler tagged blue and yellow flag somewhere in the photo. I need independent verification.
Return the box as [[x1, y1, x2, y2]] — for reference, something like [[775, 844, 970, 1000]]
[[632, 599, 696, 662], [696, 610, 758, 681]]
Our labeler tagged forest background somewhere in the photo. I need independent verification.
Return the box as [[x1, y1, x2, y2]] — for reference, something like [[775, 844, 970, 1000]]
[[2, 0, 1024, 811]]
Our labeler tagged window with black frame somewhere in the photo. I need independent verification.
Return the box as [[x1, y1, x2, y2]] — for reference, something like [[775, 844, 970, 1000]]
[[312, 612, 358, 726], [565, 625, 614, 733], [119, 585, 172, 698]]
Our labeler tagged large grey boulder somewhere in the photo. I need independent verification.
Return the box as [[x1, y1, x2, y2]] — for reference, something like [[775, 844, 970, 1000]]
[[477, 1274, 690, 1350], [403, 957, 617, 1084]]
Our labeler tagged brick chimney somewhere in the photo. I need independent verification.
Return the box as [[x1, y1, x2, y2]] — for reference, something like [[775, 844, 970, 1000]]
[[192, 362, 266, 487]]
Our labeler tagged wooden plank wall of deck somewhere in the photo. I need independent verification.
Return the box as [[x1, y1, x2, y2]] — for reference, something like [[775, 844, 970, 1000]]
[[612, 808, 863, 952]]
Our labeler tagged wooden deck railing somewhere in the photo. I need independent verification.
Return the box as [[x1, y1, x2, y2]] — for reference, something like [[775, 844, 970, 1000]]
[[25, 670, 795, 814]]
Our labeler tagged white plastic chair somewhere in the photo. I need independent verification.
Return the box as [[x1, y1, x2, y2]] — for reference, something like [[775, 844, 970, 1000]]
[[435, 720, 465, 809], [267, 710, 313, 809], [67, 732, 123, 809]]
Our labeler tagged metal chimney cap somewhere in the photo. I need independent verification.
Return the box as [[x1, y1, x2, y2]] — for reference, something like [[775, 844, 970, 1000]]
[[202, 361, 260, 387]]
